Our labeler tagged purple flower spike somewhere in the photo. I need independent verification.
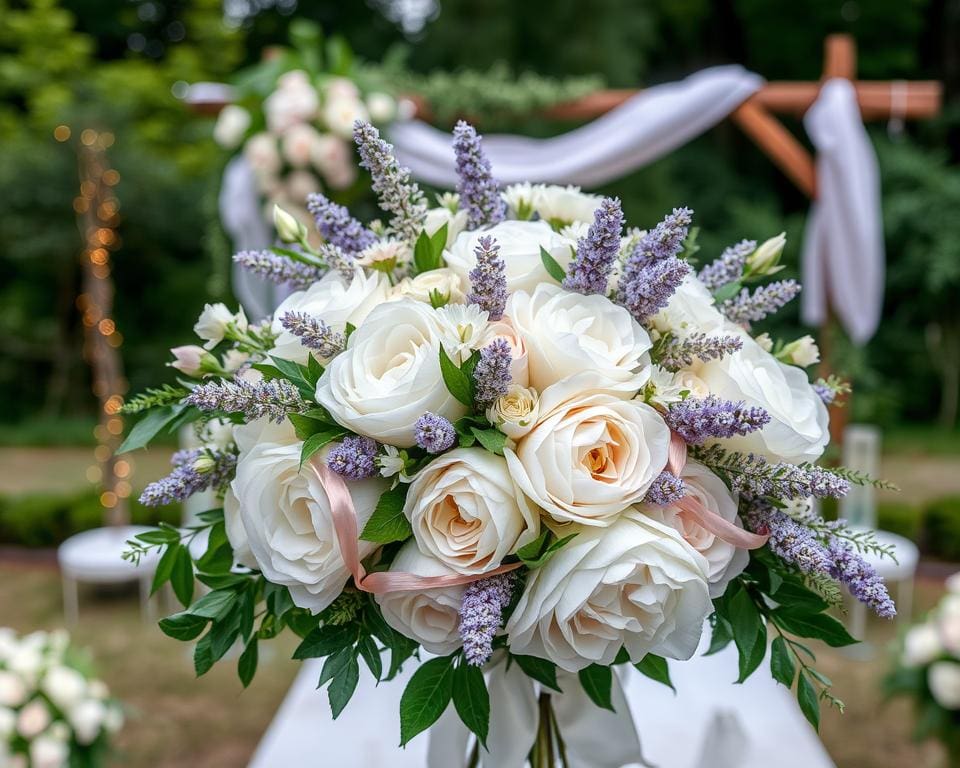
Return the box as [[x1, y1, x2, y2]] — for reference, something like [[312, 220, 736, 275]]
[[327, 436, 379, 480], [563, 197, 624, 296], [656, 332, 743, 370], [744, 502, 833, 575], [453, 121, 506, 229], [621, 256, 691, 322], [698, 239, 755, 292], [721, 280, 801, 325], [186, 378, 307, 423], [666, 395, 770, 444], [306, 193, 376, 254], [233, 250, 325, 289], [415, 413, 456, 454], [467, 236, 507, 321], [280, 312, 346, 358], [828, 541, 896, 618], [644, 471, 686, 506], [473, 339, 512, 409], [139, 449, 236, 507], [459, 572, 516, 666]]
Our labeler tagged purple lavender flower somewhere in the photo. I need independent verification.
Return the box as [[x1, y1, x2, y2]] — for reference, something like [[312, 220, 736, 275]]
[[563, 197, 624, 295], [316, 243, 357, 280], [666, 396, 770, 444], [743, 502, 833, 574], [467, 236, 507, 321], [326, 436, 379, 480], [306, 193, 376, 253], [415, 413, 457, 454], [459, 572, 516, 666], [139, 449, 237, 507], [813, 381, 835, 406], [644, 471, 686, 506], [280, 312, 346, 358], [473, 339, 512, 409], [233, 250, 325, 289], [698, 239, 755, 292], [655, 332, 744, 370], [453, 121, 506, 229], [353, 121, 427, 242], [721, 280, 801, 325], [186, 378, 307, 423], [620, 256, 691, 323], [828, 540, 896, 618]]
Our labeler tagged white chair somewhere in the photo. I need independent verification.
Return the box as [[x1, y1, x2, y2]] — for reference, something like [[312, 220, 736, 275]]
[[57, 526, 161, 625]]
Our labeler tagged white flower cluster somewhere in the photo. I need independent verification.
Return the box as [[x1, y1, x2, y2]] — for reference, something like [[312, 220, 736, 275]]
[[0, 629, 123, 768], [900, 573, 960, 709]]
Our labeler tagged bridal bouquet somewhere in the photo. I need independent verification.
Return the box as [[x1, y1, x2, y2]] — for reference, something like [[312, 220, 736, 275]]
[[122, 119, 896, 761], [0, 629, 123, 768]]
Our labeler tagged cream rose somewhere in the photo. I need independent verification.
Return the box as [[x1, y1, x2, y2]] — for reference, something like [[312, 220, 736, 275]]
[[243, 132, 282, 178], [929, 662, 960, 709], [391, 267, 466, 306], [650, 274, 726, 338], [902, 623, 941, 667], [229, 421, 387, 613], [507, 284, 652, 392], [281, 123, 322, 168], [506, 510, 712, 672], [487, 384, 539, 440], [315, 299, 468, 446], [375, 542, 465, 655], [641, 461, 748, 597], [694, 328, 830, 463], [505, 375, 671, 526], [445, 220, 574, 295], [479, 316, 529, 387], [41, 666, 87, 712], [269, 268, 390, 364], [405, 448, 539, 575]]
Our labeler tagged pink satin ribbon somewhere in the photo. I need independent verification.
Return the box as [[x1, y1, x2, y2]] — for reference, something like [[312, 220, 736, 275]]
[[309, 458, 522, 594]]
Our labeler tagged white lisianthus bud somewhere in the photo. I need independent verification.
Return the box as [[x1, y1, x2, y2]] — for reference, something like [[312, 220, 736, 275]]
[[779, 335, 820, 367], [193, 303, 248, 350], [745, 232, 786, 277], [273, 205, 309, 244], [192, 455, 216, 474], [168, 345, 218, 377], [754, 332, 774, 352], [487, 385, 540, 440]]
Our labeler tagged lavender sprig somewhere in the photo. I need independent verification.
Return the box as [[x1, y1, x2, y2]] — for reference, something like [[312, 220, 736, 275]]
[[306, 193, 377, 254], [698, 239, 755, 291], [353, 121, 427, 243], [139, 448, 236, 507], [415, 413, 457, 454], [473, 339, 512, 409], [828, 540, 896, 618], [562, 197, 624, 295], [459, 572, 516, 666], [467, 236, 507, 321], [233, 250, 325, 290], [654, 332, 744, 370], [665, 395, 770, 444], [721, 280, 801, 325], [280, 312, 346, 358], [620, 257, 691, 323], [644, 471, 686, 506], [453, 121, 506, 229], [316, 242, 357, 280], [743, 501, 833, 574], [327, 436, 379, 480], [186, 378, 308, 423]]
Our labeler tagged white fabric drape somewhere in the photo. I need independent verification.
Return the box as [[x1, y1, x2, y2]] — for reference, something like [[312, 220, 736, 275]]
[[801, 78, 885, 343]]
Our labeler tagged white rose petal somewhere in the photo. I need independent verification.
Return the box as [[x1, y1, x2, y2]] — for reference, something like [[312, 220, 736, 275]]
[[41, 666, 87, 712], [405, 448, 539, 575], [902, 623, 942, 667], [391, 268, 466, 307], [532, 185, 603, 225], [929, 661, 960, 709], [281, 123, 323, 168], [323, 95, 369, 139], [213, 105, 251, 149], [17, 699, 51, 739], [0, 671, 26, 707], [651, 274, 726, 338], [70, 699, 106, 745], [479, 316, 529, 387], [243, 132, 282, 178], [29, 735, 69, 768], [506, 511, 712, 672]]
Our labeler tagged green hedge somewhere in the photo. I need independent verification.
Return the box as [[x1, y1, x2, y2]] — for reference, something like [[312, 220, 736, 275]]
[[923, 497, 960, 562], [0, 490, 180, 548]]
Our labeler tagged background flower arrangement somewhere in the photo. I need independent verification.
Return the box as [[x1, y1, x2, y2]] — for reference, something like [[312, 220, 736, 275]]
[[120, 118, 898, 759], [0, 629, 123, 768]]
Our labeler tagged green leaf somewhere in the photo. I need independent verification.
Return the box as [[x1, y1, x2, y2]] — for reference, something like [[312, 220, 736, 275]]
[[293, 623, 358, 660], [453, 662, 490, 748], [578, 664, 614, 711], [770, 636, 795, 688], [170, 545, 195, 607], [158, 612, 208, 641], [136, 528, 180, 546], [319, 646, 355, 688], [772, 610, 857, 648], [429, 222, 449, 262], [728, 586, 763, 664], [194, 633, 214, 677], [516, 530, 550, 562], [512, 654, 562, 693], [288, 413, 333, 440], [413, 228, 441, 274], [797, 671, 820, 730], [736, 624, 767, 684], [712, 281, 743, 303], [470, 427, 506, 456], [768, 581, 829, 614], [188, 589, 237, 620], [208, 605, 242, 661], [438, 346, 474, 407], [151, 542, 179, 595], [300, 427, 349, 467], [328, 653, 360, 719], [518, 533, 578, 569], [357, 635, 383, 681], [118, 405, 184, 453], [306, 354, 325, 385], [634, 654, 674, 692], [706, 616, 734, 655], [540, 246, 566, 283], [360, 485, 412, 544], [238, 638, 258, 688], [399, 657, 455, 746]]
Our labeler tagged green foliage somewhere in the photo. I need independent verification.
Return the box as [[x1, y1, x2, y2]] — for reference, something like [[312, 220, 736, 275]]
[[922, 496, 960, 561]]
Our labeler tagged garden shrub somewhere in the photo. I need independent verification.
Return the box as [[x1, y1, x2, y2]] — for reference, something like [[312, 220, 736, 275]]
[[923, 497, 960, 562], [877, 502, 924, 543]]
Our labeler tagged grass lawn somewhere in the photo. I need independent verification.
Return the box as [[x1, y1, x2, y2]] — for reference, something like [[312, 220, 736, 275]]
[[0, 562, 953, 767]]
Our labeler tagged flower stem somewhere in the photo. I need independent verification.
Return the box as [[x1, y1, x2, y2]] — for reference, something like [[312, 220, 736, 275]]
[[529, 692, 557, 768]]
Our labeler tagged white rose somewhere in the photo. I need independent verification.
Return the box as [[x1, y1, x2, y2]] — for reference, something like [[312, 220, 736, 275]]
[[230, 425, 387, 613], [641, 461, 749, 597], [317, 299, 467, 445], [391, 268, 466, 306], [243, 132, 282, 178], [0, 671, 26, 707], [405, 448, 539, 575], [532, 185, 603, 225], [213, 105, 251, 149], [265, 76, 318, 133], [7, 644, 43, 685], [281, 123, 322, 168], [505, 375, 671, 526], [423, 206, 468, 248], [445, 220, 574, 295], [270, 269, 390, 364], [41, 666, 87, 712], [310, 133, 350, 174], [375, 542, 464, 655], [324, 76, 359, 101], [194, 303, 247, 350], [695, 329, 830, 463], [487, 385, 539, 440], [323, 95, 369, 139], [650, 274, 726, 338], [223, 487, 256, 569], [506, 284, 652, 392], [17, 699, 51, 739], [929, 662, 960, 709], [366, 92, 397, 123], [69, 699, 106, 745], [506, 510, 712, 672], [902, 623, 942, 667], [29, 736, 68, 768], [675, 370, 711, 399], [479, 316, 529, 387]]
